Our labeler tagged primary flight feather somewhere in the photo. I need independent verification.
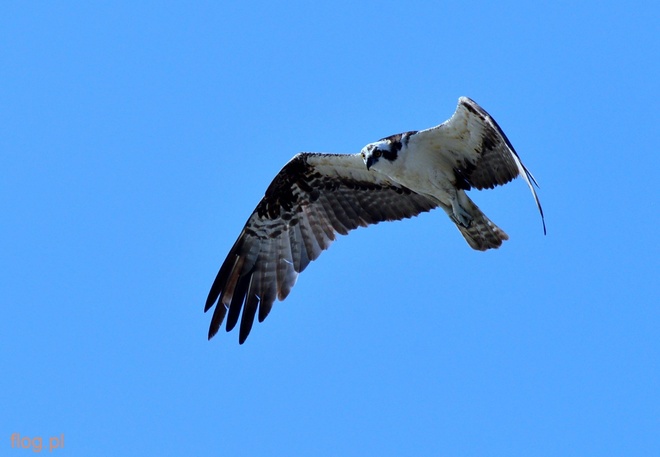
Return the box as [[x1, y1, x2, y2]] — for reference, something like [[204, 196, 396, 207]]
[[205, 97, 545, 343]]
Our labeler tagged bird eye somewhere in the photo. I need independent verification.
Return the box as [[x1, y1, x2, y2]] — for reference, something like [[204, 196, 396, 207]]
[[374, 150, 382, 158]]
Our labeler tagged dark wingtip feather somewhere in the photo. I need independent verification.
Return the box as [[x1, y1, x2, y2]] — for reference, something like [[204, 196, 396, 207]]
[[238, 293, 259, 344], [205, 277, 223, 313], [257, 300, 273, 323], [520, 163, 546, 236], [207, 303, 227, 340]]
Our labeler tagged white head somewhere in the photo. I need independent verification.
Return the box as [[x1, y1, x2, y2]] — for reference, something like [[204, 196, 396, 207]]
[[360, 139, 400, 173], [360, 131, 415, 172]]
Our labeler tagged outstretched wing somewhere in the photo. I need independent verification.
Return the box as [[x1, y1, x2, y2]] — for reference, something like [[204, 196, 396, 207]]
[[206, 153, 438, 343], [414, 97, 545, 233]]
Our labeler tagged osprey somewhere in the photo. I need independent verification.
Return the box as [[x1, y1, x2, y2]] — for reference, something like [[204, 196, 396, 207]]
[[206, 97, 545, 344]]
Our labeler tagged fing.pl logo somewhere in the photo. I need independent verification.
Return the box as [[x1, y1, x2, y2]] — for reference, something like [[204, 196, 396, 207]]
[[10, 433, 64, 452]]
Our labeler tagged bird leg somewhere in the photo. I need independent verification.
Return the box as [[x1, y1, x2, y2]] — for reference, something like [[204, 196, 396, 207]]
[[450, 200, 473, 228]]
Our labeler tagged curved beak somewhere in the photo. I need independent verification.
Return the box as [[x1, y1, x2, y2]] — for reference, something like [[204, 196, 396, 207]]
[[365, 156, 375, 170]]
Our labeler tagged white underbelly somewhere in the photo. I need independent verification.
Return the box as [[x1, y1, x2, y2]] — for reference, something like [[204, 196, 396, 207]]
[[386, 157, 456, 206]]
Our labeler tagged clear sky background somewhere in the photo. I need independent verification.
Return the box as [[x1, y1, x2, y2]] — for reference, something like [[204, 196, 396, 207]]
[[2, 1, 658, 456]]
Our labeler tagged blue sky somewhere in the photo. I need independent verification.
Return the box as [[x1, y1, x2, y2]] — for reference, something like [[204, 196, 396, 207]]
[[2, 1, 658, 455]]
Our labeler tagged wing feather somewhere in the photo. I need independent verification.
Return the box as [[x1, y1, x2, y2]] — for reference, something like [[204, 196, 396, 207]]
[[296, 207, 325, 260], [275, 229, 296, 301], [335, 188, 372, 226], [225, 266, 251, 332], [318, 194, 350, 235], [205, 153, 437, 343], [239, 276, 259, 342], [288, 220, 308, 273], [304, 202, 336, 246]]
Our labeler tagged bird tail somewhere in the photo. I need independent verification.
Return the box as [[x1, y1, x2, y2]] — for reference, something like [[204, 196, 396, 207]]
[[454, 194, 509, 251]]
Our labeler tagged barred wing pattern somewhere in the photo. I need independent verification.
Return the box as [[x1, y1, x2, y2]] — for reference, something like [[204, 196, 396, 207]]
[[205, 153, 438, 343]]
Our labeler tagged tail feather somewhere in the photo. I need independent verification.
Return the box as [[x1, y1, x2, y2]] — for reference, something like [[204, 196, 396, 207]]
[[454, 196, 508, 251]]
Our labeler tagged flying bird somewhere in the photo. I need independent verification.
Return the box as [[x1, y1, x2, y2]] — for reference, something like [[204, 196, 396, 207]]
[[205, 97, 545, 344]]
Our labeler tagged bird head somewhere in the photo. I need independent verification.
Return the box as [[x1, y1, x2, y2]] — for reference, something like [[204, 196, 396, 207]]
[[360, 140, 396, 171]]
